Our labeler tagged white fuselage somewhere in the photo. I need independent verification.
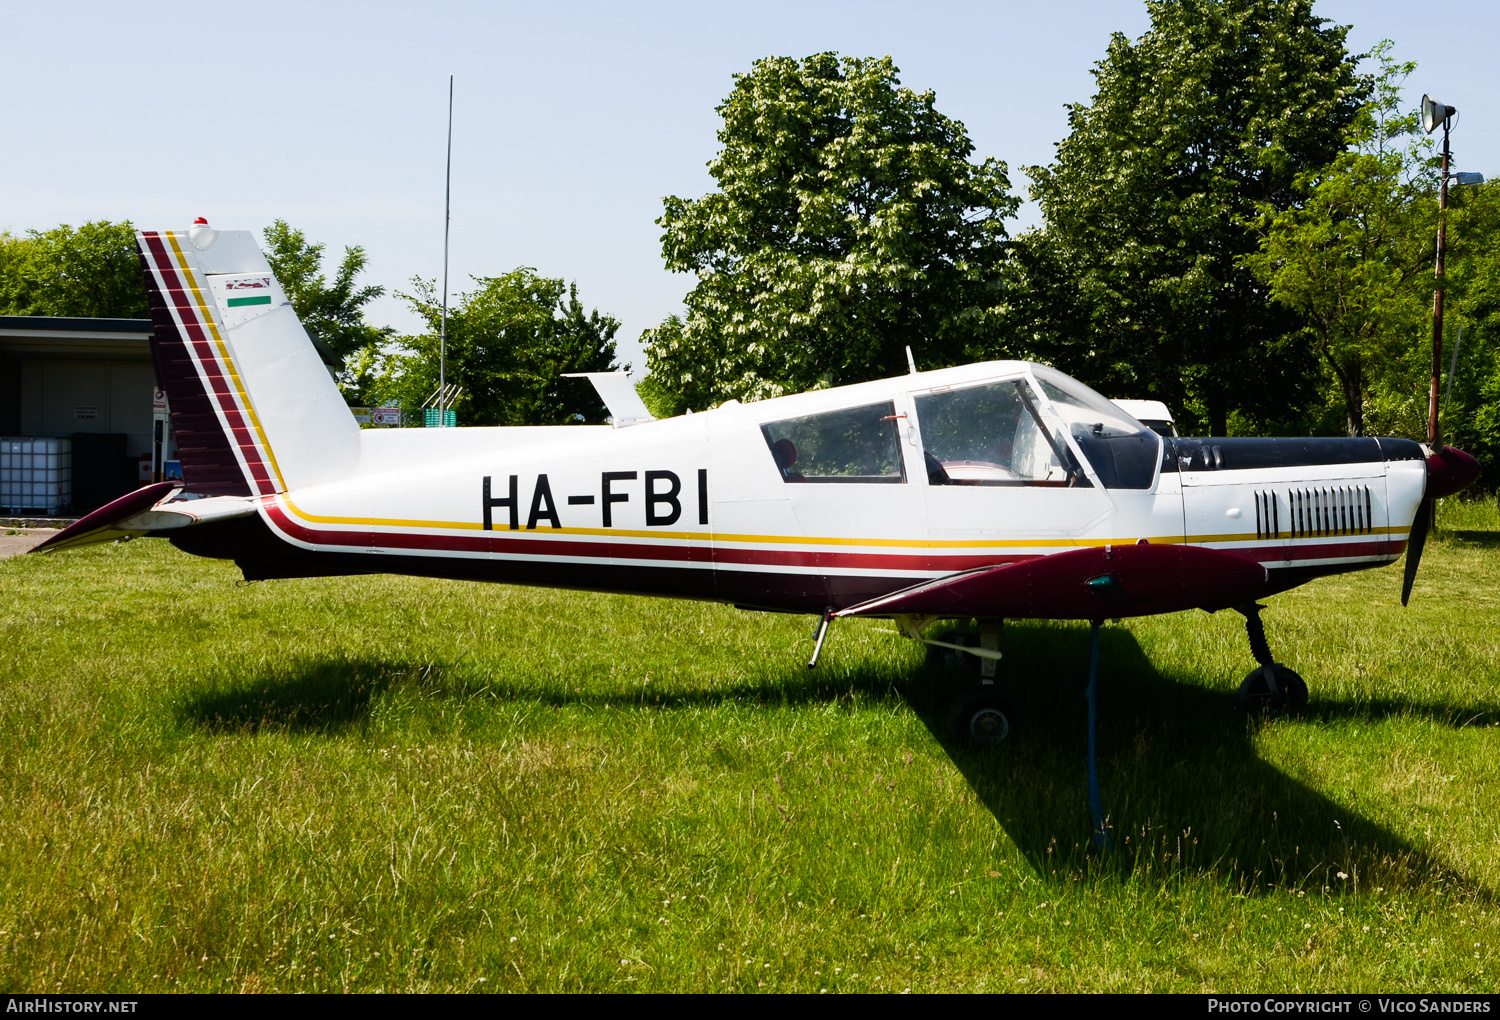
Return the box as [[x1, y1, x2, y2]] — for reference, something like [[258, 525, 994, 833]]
[[248, 362, 1424, 614]]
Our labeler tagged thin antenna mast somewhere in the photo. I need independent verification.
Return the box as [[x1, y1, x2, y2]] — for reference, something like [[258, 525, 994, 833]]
[[439, 75, 453, 426]]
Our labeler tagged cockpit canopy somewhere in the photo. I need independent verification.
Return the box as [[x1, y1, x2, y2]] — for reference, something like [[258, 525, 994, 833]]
[[757, 362, 1162, 490]]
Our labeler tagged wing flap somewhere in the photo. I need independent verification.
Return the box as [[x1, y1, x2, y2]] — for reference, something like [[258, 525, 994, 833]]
[[835, 543, 1269, 621]]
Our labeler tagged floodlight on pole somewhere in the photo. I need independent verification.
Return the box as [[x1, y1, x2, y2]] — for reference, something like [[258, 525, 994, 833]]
[[1422, 94, 1457, 448], [1422, 94, 1456, 136]]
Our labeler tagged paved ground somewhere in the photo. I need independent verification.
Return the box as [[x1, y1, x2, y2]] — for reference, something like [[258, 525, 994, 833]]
[[0, 529, 59, 559]]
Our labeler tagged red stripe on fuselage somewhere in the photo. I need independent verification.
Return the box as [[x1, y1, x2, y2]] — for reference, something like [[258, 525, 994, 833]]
[[262, 502, 1015, 571], [139, 233, 277, 496], [263, 502, 1401, 576]]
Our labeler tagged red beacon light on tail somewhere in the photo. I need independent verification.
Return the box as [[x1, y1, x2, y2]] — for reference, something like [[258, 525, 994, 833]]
[[187, 217, 217, 251]]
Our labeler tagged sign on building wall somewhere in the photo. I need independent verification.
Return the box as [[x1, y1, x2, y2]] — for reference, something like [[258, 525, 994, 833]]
[[349, 407, 403, 427]]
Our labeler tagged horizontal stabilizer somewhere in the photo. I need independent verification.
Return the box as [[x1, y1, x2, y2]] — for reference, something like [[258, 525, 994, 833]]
[[562, 372, 655, 428], [836, 543, 1269, 621], [32, 484, 259, 554]]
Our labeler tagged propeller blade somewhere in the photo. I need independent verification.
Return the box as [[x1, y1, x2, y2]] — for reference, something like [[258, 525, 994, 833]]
[[1401, 498, 1433, 606]]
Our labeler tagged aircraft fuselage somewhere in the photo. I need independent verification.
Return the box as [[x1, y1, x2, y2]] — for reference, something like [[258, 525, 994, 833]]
[[171, 362, 1430, 619]]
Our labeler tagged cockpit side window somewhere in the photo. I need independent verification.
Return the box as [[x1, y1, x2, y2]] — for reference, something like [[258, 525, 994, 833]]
[[914, 380, 1089, 487], [760, 400, 907, 484]]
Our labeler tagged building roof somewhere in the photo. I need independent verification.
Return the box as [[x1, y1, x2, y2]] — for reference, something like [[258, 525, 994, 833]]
[[0, 315, 342, 369], [0, 316, 153, 361], [0, 316, 153, 334]]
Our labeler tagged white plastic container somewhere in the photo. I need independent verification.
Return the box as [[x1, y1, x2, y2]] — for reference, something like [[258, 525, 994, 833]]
[[0, 437, 72, 515]]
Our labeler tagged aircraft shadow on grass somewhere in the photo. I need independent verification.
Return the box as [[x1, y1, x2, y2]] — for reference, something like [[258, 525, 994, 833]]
[[901, 622, 1494, 898], [178, 625, 1494, 898], [177, 653, 919, 733], [1444, 530, 1500, 549]]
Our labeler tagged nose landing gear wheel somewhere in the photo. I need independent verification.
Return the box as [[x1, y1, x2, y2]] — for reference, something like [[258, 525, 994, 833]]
[[1237, 665, 1308, 713], [949, 688, 1020, 745]]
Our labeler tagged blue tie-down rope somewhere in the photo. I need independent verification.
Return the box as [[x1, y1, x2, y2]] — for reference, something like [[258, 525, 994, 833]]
[[1086, 621, 1111, 852]]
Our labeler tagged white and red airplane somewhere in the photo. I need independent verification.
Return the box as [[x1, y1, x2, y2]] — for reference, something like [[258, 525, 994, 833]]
[[35, 224, 1480, 751]]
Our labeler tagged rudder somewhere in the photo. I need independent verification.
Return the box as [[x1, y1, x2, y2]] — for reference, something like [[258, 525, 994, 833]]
[[137, 223, 360, 496]]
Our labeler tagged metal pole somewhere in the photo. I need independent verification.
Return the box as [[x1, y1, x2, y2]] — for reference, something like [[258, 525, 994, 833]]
[[1428, 119, 1451, 447], [1086, 621, 1109, 853], [440, 75, 453, 426]]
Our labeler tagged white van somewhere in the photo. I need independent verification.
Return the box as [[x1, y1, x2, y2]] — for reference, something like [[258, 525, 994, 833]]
[[1112, 399, 1177, 438]]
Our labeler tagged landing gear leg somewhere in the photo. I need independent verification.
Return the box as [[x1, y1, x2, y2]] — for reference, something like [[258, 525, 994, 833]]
[[977, 619, 1001, 683], [1235, 603, 1308, 712], [947, 618, 1019, 745]]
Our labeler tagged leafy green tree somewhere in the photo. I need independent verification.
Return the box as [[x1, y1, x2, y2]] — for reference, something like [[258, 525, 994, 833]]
[[261, 221, 392, 373], [1242, 53, 1437, 438], [377, 270, 621, 426], [1025, 0, 1367, 436], [0, 221, 148, 318], [645, 53, 1018, 412], [635, 317, 697, 417]]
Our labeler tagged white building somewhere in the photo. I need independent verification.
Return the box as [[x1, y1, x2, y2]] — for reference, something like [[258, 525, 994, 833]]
[[0, 316, 166, 514]]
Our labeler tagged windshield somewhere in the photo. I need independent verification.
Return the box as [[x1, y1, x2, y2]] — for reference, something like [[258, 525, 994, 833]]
[[914, 378, 1088, 487], [1029, 365, 1160, 489], [1031, 365, 1149, 436]]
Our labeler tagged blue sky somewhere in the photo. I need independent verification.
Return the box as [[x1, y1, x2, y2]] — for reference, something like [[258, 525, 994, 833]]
[[3, 1, 1496, 372]]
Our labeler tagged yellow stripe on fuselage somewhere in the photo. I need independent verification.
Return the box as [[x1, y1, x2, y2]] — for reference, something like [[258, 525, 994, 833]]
[[275, 495, 1407, 550], [277, 495, 1167, 547]]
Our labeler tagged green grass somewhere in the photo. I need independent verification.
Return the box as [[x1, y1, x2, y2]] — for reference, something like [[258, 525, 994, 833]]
[[0, 497, 1497, 992]]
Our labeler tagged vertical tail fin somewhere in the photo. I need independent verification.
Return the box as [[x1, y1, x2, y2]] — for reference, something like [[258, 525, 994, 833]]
[[136, 224, 360, 496]]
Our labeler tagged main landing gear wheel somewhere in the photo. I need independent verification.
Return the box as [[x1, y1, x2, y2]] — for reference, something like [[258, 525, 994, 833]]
[[1237, 665, 1308, 713], [1235, 604, 1308, 714], [949, 688, 1020, 746]]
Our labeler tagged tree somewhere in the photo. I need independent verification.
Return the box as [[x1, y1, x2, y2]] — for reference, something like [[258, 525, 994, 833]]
[[1025, 0, 1367, 436], [645, 53, 1018, 413], [1242, 52, 1437, 438], [261, 220, 392, 371], [376, 270, 621, 426], [0, 221, 148, 318]]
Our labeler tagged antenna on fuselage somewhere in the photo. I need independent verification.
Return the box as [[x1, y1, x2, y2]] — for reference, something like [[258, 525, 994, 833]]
[[439, 74, 454, 427], [905, 345, 917, 375]]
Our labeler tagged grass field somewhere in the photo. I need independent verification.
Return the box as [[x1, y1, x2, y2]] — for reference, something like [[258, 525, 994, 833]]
[[0, 499, 1497, 992]]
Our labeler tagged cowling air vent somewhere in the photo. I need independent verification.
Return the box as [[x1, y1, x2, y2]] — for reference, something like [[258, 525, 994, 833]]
[[1253, 491, 1281, 540], [1255, 486, 1374, 540], [1283, 486, 1373, 539]]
